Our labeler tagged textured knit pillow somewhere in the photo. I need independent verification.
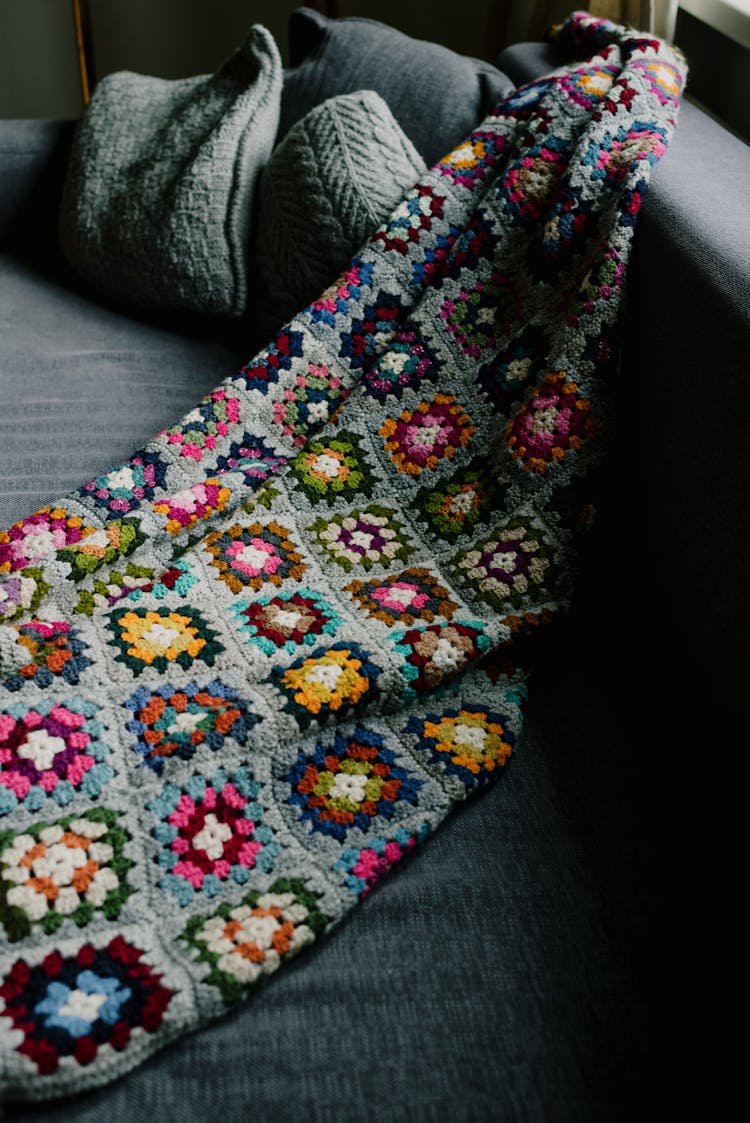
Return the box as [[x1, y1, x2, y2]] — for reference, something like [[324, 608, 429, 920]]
[[278, 7, 516, 167], [250, 89, 427, 344], [59, 25, 282, 319]]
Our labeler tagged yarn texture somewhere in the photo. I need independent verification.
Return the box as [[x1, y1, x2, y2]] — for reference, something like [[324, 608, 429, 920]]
[[0, 12, 685, 1102], [59, 26, 283, 318], [252, 90, 427, 341]]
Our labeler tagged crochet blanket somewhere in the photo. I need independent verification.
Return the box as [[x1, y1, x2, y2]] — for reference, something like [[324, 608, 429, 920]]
[[0, 12, 685, 1103]]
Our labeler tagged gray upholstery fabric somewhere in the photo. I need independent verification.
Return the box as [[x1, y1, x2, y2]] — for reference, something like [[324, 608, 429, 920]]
[[278, 7, 515, 167], [492, 41, 569, 87], [0, 254, 243, 528], [0, 120, 77, 261], [59, 26, 282, 319], [251, 89, 426, 343], [0, 120, 76, 252]]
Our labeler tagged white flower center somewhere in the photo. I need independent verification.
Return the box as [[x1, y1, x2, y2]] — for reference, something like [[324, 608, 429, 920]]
[[144, 623, 182, 649], [380, 351, 410, 374], [33, 841, 87, 881], [455, 725, 487, 751], [530, 406, 558, 434], [508, 357, 531, 381], [57, 989, 107, 1023], [83, 529, 110, 550], [20, 529, 56, 557], [451, 491, 475, 513], [490, 550, 517, 572], [431, 638, 462, 670], [192, 813, 232, 860], [329, 772, 368, 802], [544, 216, 560, 242], [18, 729, 65, 771], [271, 608, 303, 630], [106, 467, 136, 491], [169, 712, 205, 734], [307, 663, 343, 690], [307, 401, 329, 422], [416, 424, 441, 446], [313, 453, 342, 479], [393, 585, 418, 606], [235, 913, 280, 947], [237, 544, 271, 569], [450, 143, 475, 163], [349, 530, 374, 550]]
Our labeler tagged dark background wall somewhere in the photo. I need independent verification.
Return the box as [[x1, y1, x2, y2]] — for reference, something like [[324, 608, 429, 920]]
[[674, 5, 750, 141], [0, 1, 748, 144], [0, 0, 520, 120]]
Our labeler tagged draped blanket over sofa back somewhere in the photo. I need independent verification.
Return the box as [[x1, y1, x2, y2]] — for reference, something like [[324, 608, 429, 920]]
[[0, 12, 684, 1102]]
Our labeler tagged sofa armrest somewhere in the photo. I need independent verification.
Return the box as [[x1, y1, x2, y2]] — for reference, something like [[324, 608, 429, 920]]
[[497, 41, 750, 706], [0, 117, 77, 254], [497, 42, 750, 320], [494, 41, 568, 85]]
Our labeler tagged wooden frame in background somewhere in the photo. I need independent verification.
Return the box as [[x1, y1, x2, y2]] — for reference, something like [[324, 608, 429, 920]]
[[69, 1, 340, 108], [72, 0, 95, 105]]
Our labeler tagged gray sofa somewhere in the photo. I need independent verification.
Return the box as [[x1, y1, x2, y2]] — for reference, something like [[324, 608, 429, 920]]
[[1, 11, 747, 1122]]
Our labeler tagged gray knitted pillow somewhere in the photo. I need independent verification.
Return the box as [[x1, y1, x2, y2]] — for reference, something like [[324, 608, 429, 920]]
[[59, 26, 282, 319], [250, 89, 427, 343], [279, 7, 516, 167]]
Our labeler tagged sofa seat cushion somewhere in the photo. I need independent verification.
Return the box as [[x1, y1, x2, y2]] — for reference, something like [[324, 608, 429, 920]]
[[0, 254, 244, 529]]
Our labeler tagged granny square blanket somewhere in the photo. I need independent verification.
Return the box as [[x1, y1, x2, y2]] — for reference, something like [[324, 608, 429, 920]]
[[0, 12, 685, 1102]]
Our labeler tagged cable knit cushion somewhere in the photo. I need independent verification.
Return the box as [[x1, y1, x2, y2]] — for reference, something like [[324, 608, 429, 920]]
[[250, 89, 426, 343], [59, 26, 282, 319], [278, 7, 515, 167]]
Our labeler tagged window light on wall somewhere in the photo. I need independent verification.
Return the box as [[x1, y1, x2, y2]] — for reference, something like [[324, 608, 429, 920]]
[[678, 0, 750, 48]]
